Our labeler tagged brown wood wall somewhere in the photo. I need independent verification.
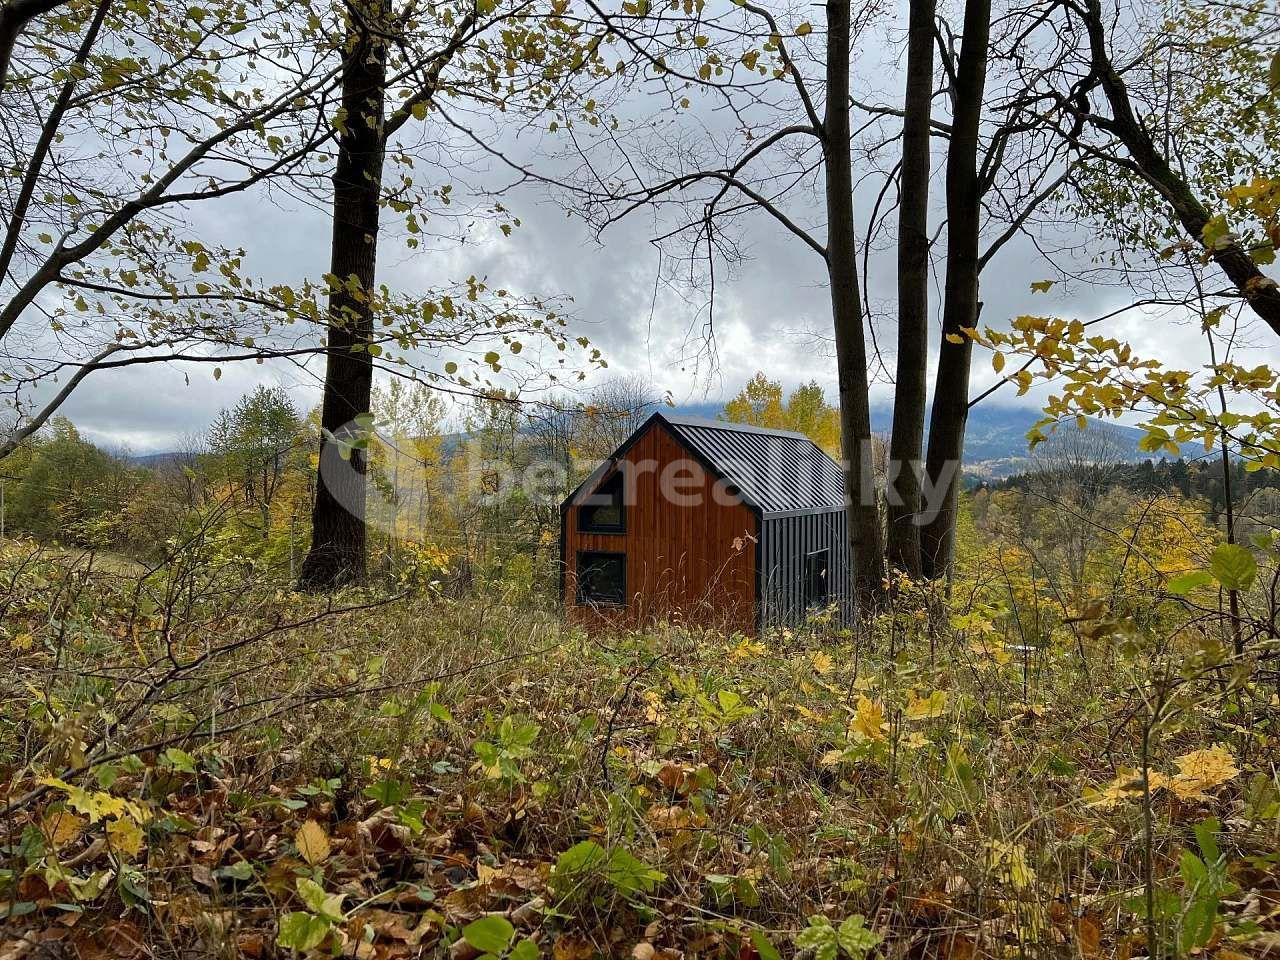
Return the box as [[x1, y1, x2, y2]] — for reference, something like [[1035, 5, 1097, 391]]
[[563, 421, 759, 634]]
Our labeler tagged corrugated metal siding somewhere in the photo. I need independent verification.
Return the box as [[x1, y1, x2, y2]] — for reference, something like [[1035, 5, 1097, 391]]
[[663, 416, 847, 516], [759, 508, 851, 627]]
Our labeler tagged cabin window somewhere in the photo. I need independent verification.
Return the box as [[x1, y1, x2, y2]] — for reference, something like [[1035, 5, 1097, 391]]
[[578, 471, 625, 533], [804, 549, 830, 608], [576, 551, 626, 606]]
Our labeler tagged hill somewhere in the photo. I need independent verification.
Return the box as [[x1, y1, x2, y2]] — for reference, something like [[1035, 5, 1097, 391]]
[[673, 401, 1148, 478]]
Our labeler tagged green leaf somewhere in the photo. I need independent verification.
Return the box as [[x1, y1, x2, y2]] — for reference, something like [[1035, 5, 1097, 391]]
[[162, 748, 197, 774], [836, 915, 882, 958], [1193, 817, 1222, 865], [1209, 543, 1256, 592], [795, 917, 836, 954], [296, 878, 344, 922], [214, 859, 254, 881], [750, 930, 781, 960], [1201, 214, 1231, 250], [1167, 570, 1213, 596], [554, 840, 607, 878], [277, 911, 331, 952], [1179, 896, 1217, 951], [461, 915, 515, 954], [603, 847, 665, 895], [363, 778, 411, 806], [1180, 849, 1208, 888], [510, 939, 539, 960]]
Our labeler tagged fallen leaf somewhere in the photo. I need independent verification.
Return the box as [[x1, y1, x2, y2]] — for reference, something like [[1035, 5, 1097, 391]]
[[296, 820, 331, 866], [1076, 916, 1101, 956]]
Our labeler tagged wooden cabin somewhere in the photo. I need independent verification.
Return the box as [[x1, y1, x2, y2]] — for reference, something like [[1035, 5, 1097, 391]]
[[560, 413, 851, 633]]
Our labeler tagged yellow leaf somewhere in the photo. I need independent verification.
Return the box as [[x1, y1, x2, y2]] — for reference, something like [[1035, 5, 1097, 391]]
[[42, 808, 86, 848], [945, 333, 964, 344], [986, 840, 1035, 891], [295, 820, 331, 865], [992, 351, 1006, 373], [1086, 768, 1169, 808], [810, 651, 834, 675], [795, 21, 812, 35], [969, 638, 1012, 667], [852, 696, 886, 741], [1169, 746, 1238, 800], [905, 690, 947, 721], [107, 816, 145, 857]]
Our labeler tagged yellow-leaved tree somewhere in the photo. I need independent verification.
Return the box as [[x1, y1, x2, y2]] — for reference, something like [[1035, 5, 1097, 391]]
[[723, 374, 842, 458]]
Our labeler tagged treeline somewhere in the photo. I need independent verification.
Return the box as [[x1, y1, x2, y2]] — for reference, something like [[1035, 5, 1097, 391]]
[[0, 378, 668, 597], [992, 457, 1280, 526]]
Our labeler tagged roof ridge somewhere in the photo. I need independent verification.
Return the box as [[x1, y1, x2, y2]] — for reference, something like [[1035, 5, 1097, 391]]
[[659, 412, 814, 442]]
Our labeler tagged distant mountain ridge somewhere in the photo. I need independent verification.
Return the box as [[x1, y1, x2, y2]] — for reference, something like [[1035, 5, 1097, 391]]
[[125, 402, 1149, 480], [671, 401, 1149, 479]]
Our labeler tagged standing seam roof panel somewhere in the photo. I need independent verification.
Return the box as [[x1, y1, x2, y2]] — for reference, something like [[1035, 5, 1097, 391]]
[[661, 415, 848, 516]]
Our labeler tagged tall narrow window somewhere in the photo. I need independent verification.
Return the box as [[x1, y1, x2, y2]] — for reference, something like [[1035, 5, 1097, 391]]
[[579, 470, 625, 533], [576, 551, 626, 606], [804, 549, 830, 608]]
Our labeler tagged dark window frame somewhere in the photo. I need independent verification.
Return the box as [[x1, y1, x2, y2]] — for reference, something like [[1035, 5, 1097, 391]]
[[575, 550, 627, 607], [577, 470, 626, 534], [804, 548, 830, 608]]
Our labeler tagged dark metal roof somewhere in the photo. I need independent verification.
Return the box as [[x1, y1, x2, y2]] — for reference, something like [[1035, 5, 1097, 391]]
[[659, 414, 847, 516], [560, 412, 849, 517]]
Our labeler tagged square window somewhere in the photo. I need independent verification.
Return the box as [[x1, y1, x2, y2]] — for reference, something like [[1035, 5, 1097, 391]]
[[579, 471, 625, 533], [804, 549, 830, 608], [576, 551, 626, 606]]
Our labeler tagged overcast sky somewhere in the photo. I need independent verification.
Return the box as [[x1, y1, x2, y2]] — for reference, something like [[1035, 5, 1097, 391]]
[[28, 5, 1276, 453]]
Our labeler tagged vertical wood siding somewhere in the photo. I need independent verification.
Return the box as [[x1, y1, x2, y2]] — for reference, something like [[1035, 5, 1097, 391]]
[[759, 509, 851, 627], [563, 422, 759, 633]]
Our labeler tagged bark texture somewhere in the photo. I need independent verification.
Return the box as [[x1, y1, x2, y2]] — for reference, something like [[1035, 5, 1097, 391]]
[[297, 7, 387, 590], [885, 0, 936, 578], [920, 0, 990, 579], [825, 0, 887, 607]]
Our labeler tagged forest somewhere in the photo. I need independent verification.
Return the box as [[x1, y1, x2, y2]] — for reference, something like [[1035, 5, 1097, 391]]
[[1, 0, 1279, 955]]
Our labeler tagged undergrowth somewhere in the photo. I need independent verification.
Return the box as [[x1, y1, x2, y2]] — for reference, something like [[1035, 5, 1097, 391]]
[[1, 541, 1278, 959]]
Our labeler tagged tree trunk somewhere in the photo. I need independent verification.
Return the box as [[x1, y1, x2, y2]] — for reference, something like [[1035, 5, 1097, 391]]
[[885, 0, 935, 578], [297, 6, 387, 590], [825, 0, 886, 608], [920, 0, 990, 580]]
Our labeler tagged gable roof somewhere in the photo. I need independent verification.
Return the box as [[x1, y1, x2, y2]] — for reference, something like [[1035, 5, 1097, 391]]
[[661, 415, 847, 515], [562, 412, 848, 517]]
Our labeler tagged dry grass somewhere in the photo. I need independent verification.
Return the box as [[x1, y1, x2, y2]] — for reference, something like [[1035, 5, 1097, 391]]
[[1, 541, 1278, 959]]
